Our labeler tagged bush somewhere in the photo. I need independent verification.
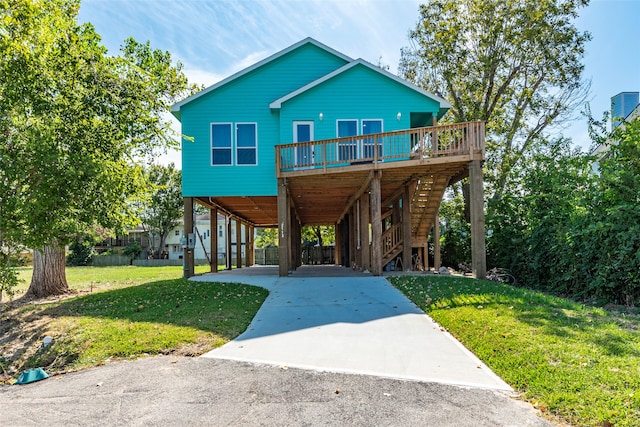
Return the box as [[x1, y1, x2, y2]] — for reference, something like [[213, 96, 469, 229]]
[[67, 237, 95, 266], [123, 242, 142, 259]]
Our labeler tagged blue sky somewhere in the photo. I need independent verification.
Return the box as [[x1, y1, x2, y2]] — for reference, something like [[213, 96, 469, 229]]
[[78, 0, 640, 168]]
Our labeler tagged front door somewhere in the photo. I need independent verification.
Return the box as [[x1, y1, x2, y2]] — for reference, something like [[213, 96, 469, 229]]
[[293, 121, 314, 168]]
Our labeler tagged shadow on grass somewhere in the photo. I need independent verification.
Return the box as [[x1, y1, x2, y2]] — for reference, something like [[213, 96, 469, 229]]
[[391, 275, 640, 358], [41, 278, 269, 339]]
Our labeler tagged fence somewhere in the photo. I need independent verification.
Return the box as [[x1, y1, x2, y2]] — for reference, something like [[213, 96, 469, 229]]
[[254, 247, 335, 265], [91, 256, 210, 267], [254, 247, 279, 265]]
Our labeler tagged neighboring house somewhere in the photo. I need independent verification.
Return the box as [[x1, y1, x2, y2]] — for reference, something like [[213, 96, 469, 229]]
[[163, 214, 248, 265], [172, 38, 487, 277], [95, 225, 149, 252], [594, 91, 640, 159], [611, 91, 639, 130]]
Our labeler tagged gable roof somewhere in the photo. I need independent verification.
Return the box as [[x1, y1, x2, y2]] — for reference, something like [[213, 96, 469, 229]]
[[269, 58, 451, 113], [171, 38, 353, 119]]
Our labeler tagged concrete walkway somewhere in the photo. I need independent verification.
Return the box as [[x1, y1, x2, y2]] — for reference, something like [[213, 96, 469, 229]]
[[193, 266, 511, 390]]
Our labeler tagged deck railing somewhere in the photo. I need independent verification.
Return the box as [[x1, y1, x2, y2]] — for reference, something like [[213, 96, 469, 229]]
[[276, 121, 485, 175]]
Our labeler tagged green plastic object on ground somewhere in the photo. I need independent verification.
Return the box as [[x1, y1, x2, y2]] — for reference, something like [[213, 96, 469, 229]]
[[15, 368, 49, 385]]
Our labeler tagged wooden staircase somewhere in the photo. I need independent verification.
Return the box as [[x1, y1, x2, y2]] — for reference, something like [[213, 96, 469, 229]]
[[410, 175, 450, 243], [381, 223, 403, 266], [380, 174, 450, 267]]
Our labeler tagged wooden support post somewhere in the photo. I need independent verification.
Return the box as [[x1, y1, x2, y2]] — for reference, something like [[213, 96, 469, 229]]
[[360, 192, 370, 271], [210, 207, 218, 273], [392, 201, 400, 229], [277, 178, 289, 277], [423, 245, 429, 271], [289, 206, 297, 270], [334, 223, 341, 267], [236, 220, 242, 268], [183, 197, 194, 278], [370, 171, 382, 276], [434, 212, 441, 271], [402, 185, 412, 271], [469, 160, 487, 279], [244, 224, 249, 267], [226, 215, 232, 270], [248, 225, 254, 266], [432, 116, 438, 155]]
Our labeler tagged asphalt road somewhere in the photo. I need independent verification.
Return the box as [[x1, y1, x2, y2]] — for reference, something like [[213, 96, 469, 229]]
[[0, 356, 552, 426]]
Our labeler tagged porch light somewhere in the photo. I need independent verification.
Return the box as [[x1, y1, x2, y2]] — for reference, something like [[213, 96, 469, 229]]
[[397, 112, 402, 120], [319, 112, 323, 121]]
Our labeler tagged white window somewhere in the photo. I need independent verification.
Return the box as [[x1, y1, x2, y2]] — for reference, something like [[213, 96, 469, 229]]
[[236, 123, 257, 165], [211, 123, 232, 165]]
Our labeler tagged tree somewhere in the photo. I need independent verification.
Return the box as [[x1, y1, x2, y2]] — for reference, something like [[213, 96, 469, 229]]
[[302, 226, 335, 248], [0, 0, 195, 297], [399, 0, 591, 200], [255, 228, 278, 248], [140, 164, 183, 259]]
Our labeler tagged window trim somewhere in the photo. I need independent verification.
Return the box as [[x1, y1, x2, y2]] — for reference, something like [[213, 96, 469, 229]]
[[235, 122, 258, 166], [210, 122, 233, 166]]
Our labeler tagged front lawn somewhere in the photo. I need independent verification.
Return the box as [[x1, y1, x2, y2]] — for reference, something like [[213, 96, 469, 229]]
[[1, 266, 267, 384], [390, 275, 640, 427]]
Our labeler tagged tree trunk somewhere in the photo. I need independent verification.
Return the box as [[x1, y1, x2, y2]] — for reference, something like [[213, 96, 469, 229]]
[[27, 244, 69, 298], [156, 233, 166, 259]]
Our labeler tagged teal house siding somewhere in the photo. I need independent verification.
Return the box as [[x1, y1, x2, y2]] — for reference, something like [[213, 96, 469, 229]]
[[172, 38, 450, 199], [177, 40, 350, 197], [275, 61, 442, 144]]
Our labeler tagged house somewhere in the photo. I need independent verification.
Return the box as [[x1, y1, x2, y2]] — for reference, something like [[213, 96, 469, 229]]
[[171, 38, 486, 277], [594, 91, 639, 158], [163, 214, 248, 268]]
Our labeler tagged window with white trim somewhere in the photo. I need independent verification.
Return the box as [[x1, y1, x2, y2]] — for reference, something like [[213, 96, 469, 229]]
[[362, 119, 383, 158], [337, 119, 358, 161], [211, 123, 232, 165], [236, 123, 257, 165]]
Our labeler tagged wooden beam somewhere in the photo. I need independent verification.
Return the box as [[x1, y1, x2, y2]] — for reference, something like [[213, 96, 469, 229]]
[[183, 197, 194, 278], [334, 222, 342, 267], [338, 170, 373, 224], [236, 219, 243, 268], [248, 225, 254, 266], [277, 178, 289, 277], [226, 215, 232, 270], [469, 160, 487, 279], [360, 192, 370, 271], [434, 212, 441, 271], [210, 207, 218, 273], [244, 221, 250, 268], [370, 171, 382, 275], [402, 185, 412, 271]]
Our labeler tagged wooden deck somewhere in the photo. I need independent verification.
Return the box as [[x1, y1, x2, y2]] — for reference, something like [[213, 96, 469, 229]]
[[274, 121, 486, 277], [275, 122, 485, 226]]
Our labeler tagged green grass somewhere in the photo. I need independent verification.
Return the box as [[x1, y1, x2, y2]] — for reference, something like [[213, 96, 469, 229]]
[[1, 266, 267, 384], [13, 264, 212, 296], [389, 275, 640, 427]]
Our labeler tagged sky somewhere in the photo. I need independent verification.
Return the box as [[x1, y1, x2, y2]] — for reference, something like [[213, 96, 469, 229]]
[[77, 0, 640, 168]]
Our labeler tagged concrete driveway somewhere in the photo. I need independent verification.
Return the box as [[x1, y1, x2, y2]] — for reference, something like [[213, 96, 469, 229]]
[[194, 266, 510, 390], [0, 266, 553, 426]]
